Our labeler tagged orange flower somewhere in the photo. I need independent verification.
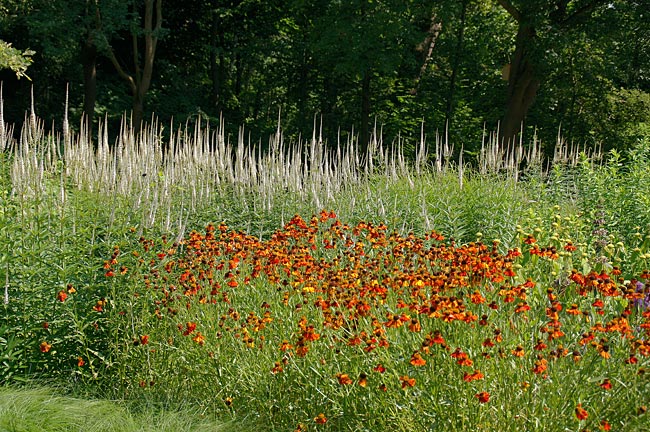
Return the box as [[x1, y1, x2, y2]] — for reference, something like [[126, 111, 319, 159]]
[[271, 362, 283, 374], [463, 370, 484, 382], [532, 357, 548, 375], [408, 318, 421, 332], [39, 341, 52, 353], [475, 391, 490, 403], [77, 356, 85, 367], [575, 403, 589, 420], [314, 413, 327, 424], [93, 299, 105, 312], [470, 291, 485, 304], [533, 339, 547, 351], [600, 419, 611, 431], [358, 373, 368, 387], [400, 375, 416, 388], [373, 363, 386, 373], [524, 234, 537, 244], [431, 330, 446, 345], [410, 351, 426, 366], [512, 345, 525, 357], [139, 335, 149, 345], [280, 340, 293, 351], [335, 373, 353, 385], [57, 290, 68, 302], [192, 332, 205, 345], [564, 242, 577, 252]]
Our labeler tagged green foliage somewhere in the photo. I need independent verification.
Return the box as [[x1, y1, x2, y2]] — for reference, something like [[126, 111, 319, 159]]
[[0, 40, 34, 79], [1, 0, 649, 153]]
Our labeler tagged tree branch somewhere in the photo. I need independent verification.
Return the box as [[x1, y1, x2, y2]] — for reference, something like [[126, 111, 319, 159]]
[[561, 0, 607, 27], [106, 44, 136, 94], [497, 0, 522, 22]]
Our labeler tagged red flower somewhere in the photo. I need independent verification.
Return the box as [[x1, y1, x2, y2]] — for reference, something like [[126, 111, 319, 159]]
[[575, 403, 589, 420], [57, 290, 68, 302], [475, 391, 490, 403], [463, 370, 484, 382], [600, 419, 611, 431], [182, 321, 197, 336], [139, 335, 149, 345], [314, 413, 327, 424], [564, 242, 577, 252], [532, 357, 548, 375], [599, 378, 612, 390], [39, 341, 52, 353]]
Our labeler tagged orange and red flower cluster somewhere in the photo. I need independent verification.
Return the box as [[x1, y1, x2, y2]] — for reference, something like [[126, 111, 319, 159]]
[[102, 211, 650, 424]]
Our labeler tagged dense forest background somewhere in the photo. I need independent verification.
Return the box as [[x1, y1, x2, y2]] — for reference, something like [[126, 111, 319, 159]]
[[1, 0, 649, 157]]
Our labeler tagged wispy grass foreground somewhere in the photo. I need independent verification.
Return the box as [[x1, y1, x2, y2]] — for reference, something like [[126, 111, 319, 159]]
[[2, 95, 650, 431], [0, 386, 237, 432]]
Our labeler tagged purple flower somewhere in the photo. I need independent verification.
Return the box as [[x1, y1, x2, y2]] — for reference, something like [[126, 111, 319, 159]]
[[634, 281, 650, 310]]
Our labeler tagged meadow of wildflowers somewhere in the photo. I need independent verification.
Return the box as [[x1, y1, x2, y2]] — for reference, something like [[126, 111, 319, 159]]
[[1, 103, 650, 431]]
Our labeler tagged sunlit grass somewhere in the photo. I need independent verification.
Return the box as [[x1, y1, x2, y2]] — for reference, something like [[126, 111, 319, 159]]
[[0, 386, 238, 432]]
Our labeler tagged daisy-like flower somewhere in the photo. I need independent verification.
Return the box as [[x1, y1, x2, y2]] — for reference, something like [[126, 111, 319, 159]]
[[575, 403, 589, 420], [410, 351, 426, 366], [463, 370, 484, 382], [400, 375, 416, 388], [57, 290, 68, 302], [475, 391, 490, 403], [599, 378, 612, 390], [335, 373, 353, 385]]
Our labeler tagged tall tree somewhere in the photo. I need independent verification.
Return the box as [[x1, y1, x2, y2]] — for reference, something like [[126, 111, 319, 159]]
[[101, 0, 163, 128], [496, 0, 608, 145]]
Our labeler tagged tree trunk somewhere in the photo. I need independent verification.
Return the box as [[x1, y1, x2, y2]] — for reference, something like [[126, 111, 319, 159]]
[[360, 69, 371, 154], [103, 0, 161, 131], [133, 87, 145, 128], [412, 13, 442, 95], [500, 23, 539, 146], [210, 11, 222, 109], [445, 0, 468, 129], [296, 46, 309, 132]]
